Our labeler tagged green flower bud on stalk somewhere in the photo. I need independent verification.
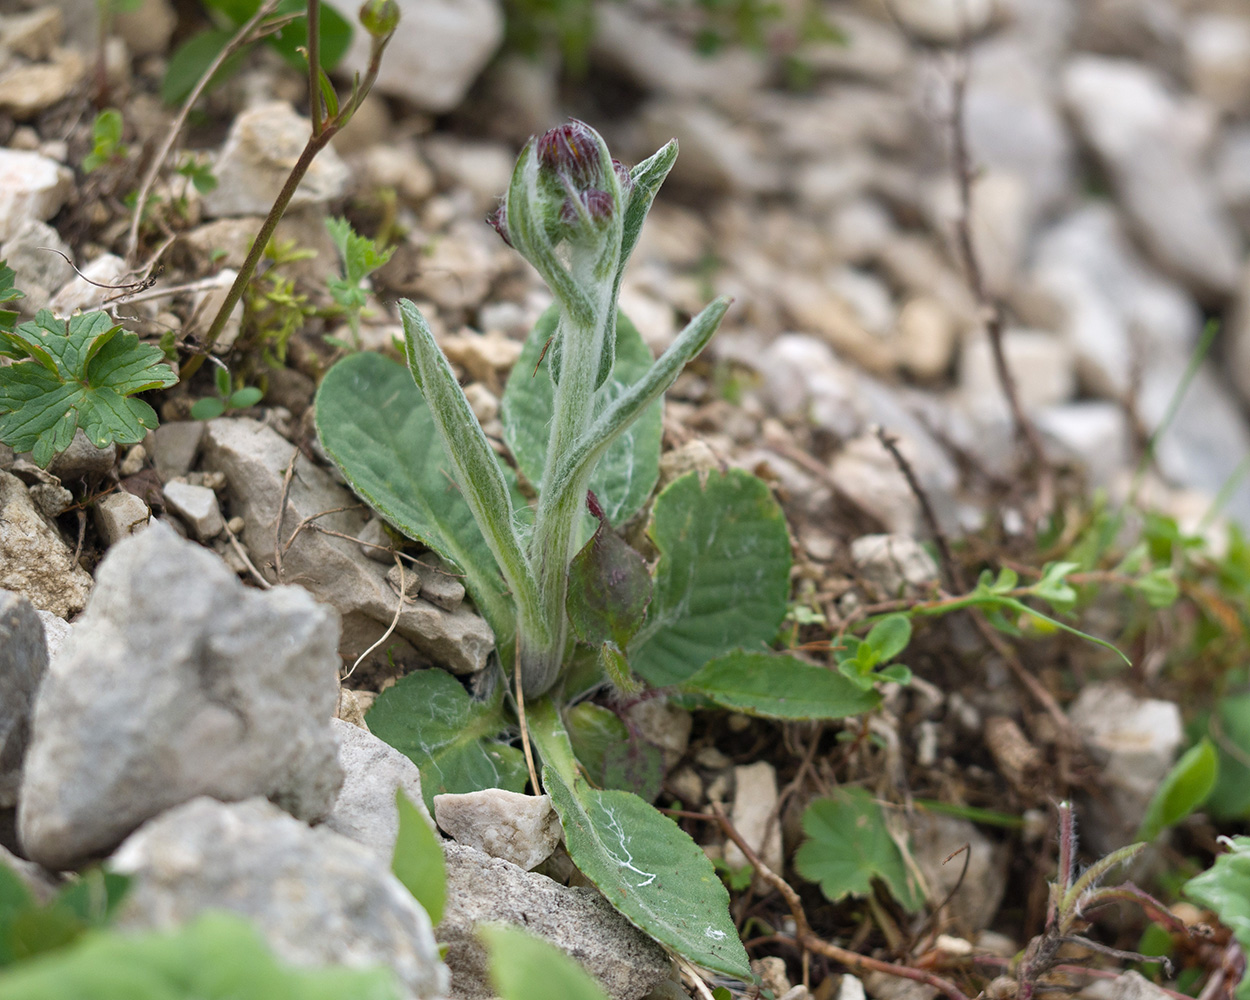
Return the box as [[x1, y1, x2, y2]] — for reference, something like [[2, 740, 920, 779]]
[[359, 0, 399, 38]]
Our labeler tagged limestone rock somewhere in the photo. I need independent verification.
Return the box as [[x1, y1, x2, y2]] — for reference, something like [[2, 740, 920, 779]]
[[0, 48, 84, 120], [163, 481, 225, 540], [111, 797, 449, 1000], [92, 491, 151, 547], [0, 150, 72, 242], [0, 470, 92, 618], [851, 535, 940, 597], [0, 591, 46, 808], [18, 523, 343, 869], [434, 790, 561, 871]]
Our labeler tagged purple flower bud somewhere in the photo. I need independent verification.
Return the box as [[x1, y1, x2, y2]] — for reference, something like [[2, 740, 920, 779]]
[[612, 159, 632, 195], [487, 203, 512, 247], [560, 188, 614, 228], [537, 120, 602, 188]]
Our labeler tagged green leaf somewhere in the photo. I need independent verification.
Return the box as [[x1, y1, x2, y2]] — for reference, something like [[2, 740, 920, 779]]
[[566, 493, 652, 650], [1185, 837, 1250, 1000], [863, 614, 911, 663], [563, 703, 663, 801], [228, 386, 263, 409], [1031, 561, 1079, 610], [0, 911, 400, 1000], [544, 768, 751, 980], [190, 397, 226, 421], [1207, 693, 1250, 819], [365, 669, 527, 814], [1138, 739, 1218, 841], [794, 788, 924, 912], [326, 217, 394, 285], [160, 28, 242, 104], [0, 310, 176, 466], [481, 925, 611, 1000], [680, 652, 879, 720], [266, 0, 353, 73], [1133, 567, 1180, 608], [315, 350, 519, 655], [630, 469, 791, 688], [391, 790, 446, 926], [502, 307, 662, 527]]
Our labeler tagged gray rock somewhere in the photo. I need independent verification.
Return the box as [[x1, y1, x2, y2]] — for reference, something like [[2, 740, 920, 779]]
[[201, 418, 495, 674], [323, 0, 503, 112], [1109, 972, 1174, 1000], [93, 490, 151, 547], [111, 0, 176, 57], [851, 535, 940, 597], [44, 428, 116, 480], [0, 149, 73, 242], [440, 843, 671, 1000], [0, 49, 84, 121], [162, 481, 224, 540], [413, 554, 466, 611], [151, 421, 205, 481], [723, 762, 782, 876], [889, 0, 995, 44], [434, 790, 561, 871], [1068, 683, 1183, 854], [47, 254, 126, 318], [110, 797, 448, 1000], [33, 610, 70, 662], [17, 523, 343, 869], [1062, 56, 1242, 300], [909, 812, 1007, 935], [27, 482, 71, 518], [324, 718, 432, 860], [640, 100, 781, 196], [0, 843, 57, 903], [0, 591, 46, 808], [0, 470, 92, 618], [1035, 402, 1130, 488], [0, 219, 73, 309], [203, 102, 349, 218], [1185, 13, 1250, 116], [958, 328, 1075, 424], [0, 6, 62, 60]]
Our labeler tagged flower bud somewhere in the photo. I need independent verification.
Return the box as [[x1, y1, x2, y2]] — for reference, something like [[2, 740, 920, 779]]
[[487, 203, 512, 247], [358, 0, 399, 38], [560, 188, 614, 229], [537, 120, 604, 189]]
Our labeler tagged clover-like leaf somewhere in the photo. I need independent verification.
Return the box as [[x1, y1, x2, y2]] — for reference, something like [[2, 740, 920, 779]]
[[0, 310, 177, 467]]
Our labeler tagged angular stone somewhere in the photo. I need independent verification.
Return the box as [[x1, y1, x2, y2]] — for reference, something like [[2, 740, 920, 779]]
[[0, 591, 46, 808], [0, 470, 92, 618], [34, 609, 70, 662], [45, 428, 116, 480], [439, 843, 671, 1000], [909, 812, 1008, 935], [163, 480, 224, 540], [0, 7, 63, 60], [0, 149, 72, 242], [323, 718, 432, 860], [111, 797, 449, 1000], [723, 762, 782, 876], [18, 523, 343, 869], [0, 48, 84, 120], [151, 420, 205, 481], [434, 790, 561, 871], [203, 102, 349, 218], [92, 490, 150, 547], [0, 218, 72, 308], [201, 418, 495, 674]]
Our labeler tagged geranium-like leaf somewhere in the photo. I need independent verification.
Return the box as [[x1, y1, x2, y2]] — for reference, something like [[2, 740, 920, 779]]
[[0, 309, 176, 467], [566, 491, 652, 650]]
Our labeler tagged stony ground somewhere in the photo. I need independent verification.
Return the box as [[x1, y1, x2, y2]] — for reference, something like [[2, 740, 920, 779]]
[[0, 0, 1249, 999]]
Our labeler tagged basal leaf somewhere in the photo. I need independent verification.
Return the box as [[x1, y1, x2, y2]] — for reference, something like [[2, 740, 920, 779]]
[[315, 351, 519, 653], [1206, 693, 1250, 820], [543, 766, 751, 980], [1185, 837, 1250, 1000], [794, 788, 924, 912], [365, 669, 527, 813], [564, 703, 663, 802], [680, 652, 880, 720], [1138, 739, 1218, 841], [630, 469, 791, 688], [502, 307, 661, 528], [392, 790, 446, 926], [481, 925, 611, 1000]]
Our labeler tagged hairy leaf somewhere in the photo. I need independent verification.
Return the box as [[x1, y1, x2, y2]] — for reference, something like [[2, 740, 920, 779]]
[[681, 652, 879, 720]]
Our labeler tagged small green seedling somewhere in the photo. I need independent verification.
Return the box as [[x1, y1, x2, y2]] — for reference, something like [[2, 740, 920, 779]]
[[81, 109, 126, 174], [834, 613, 913, 691], [175, 154, 218, 195], [0, 306, 178, 467], [325, 216, 394, 350], [189, 362, 263, 420], [317, 121, 882, 978]]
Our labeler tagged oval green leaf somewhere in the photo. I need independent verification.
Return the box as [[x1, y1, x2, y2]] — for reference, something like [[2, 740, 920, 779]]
[[543, 765, 751, 980], [481, 924, 611, 1000], [630, 469, 791, 688], [392, 789, 446, 926], [1138, 738, 1218, 841], [366, 669, 527, 813], [680, 652, 880, 720]]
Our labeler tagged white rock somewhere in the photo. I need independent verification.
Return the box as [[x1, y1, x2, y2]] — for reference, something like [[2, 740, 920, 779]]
[[958, 327, 1076, 423], [111, 797, 449, 1000], [93, 490, 151, 546], [831, 431, 959, 537], [1034, 403, 1129, 488], [1068, 683, 1183, 853], [323, 0, 503, 112], [34, 609, 71, 662], [18, 523, 344, 869], [851, 534, 940, 597], [889, 0, 996, 44], [203, 102, 349, 218], [1186, 14, 1250, 116], [0, 7, 62, 60], [421, 137, 514, 214], [112, 0, 176, 57], [324, 718, 433, 860], [0, 149, 72, 242], [48, 254, 127, 317], [640, 100, 781, 195], [0, 48, 84, 119], [723, 762, 782, 876], [0, 591, 47, 807], [1062, 56, 1242, 299], [1215, 125, 1250, 237], [0, 218, 72, 309], [163, 481, 225, 540], [0, 470, 92, 618], [896, 296, 958, 380], [434, 790, 561, 871], [151, 420, 205, 481]]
